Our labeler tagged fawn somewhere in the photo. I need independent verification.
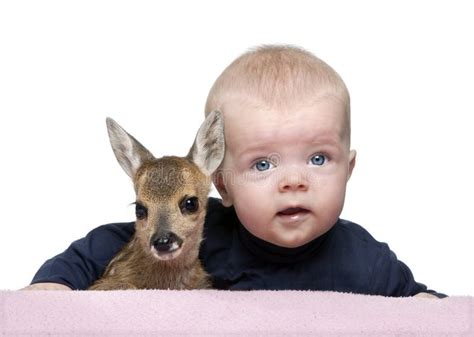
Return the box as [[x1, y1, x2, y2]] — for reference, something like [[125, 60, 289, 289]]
[[89, 111, 225, 290]]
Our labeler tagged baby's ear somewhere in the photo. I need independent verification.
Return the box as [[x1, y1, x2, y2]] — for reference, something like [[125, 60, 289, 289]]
[[212, 169, 233, 207], [347, 150, 357, 181]]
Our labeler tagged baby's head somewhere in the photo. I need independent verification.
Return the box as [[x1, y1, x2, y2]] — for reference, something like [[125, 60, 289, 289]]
[[206, 45, 356, 248]]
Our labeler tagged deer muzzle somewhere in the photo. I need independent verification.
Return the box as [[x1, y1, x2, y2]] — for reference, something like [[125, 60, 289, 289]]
[[150, 232, 184, 261]]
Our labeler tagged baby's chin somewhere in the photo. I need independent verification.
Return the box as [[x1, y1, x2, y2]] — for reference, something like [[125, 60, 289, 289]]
[[263, 228, 322, 248], [268, 236, 318, 249], [264, 219, 335, 248], [241, 222, 314, 248]]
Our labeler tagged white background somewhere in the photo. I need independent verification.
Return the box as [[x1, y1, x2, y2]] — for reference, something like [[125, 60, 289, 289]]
[[0, 1, 472, 295]]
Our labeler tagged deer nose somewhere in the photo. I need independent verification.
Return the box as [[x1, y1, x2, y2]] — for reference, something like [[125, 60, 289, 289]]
[[152, 232, 182, 252]]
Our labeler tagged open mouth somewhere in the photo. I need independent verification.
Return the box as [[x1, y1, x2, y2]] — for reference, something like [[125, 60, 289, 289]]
[[276, 207, 311, 224], [277, 207, 310, 216]]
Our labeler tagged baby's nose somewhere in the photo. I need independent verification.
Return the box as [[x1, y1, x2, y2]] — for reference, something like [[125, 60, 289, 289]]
[[278, 170, 309, 192]]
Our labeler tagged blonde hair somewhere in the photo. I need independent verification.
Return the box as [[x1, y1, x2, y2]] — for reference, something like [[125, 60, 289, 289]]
[[205, 44, 351, 141]]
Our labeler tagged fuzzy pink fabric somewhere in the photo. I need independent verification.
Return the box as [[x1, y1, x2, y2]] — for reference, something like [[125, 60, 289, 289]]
[[1, 290, 472, 336]]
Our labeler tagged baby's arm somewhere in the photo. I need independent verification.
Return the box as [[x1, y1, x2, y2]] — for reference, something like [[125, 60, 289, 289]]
[[413, 292, 440, 299], [21, 222, 135, 290], [21, 283, 72, 290], [372, 243, 447, 298]]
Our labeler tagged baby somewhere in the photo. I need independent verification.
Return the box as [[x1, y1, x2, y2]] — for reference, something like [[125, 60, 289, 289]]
[[24, 45, 445, 298]]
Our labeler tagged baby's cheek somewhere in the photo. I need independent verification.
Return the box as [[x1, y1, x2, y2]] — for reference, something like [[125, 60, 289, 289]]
[[319, 185, 346, 220], [236, 190, 260, 214], [234, 186, 270, 221]]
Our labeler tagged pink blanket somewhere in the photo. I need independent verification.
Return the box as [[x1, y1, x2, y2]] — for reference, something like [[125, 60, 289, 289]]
[[1, 290, 472, 336]]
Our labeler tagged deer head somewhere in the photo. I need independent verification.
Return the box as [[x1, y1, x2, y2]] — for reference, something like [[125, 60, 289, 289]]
[[105, 111, 225, 264]]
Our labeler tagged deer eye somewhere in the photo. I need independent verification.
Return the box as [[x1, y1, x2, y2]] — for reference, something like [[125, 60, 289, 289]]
[[180, 196, 199, 214], [135, 203, 148, 220]]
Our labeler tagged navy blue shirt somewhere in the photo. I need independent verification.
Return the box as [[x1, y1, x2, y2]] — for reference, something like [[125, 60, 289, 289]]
[[32, 198, 446, 297]]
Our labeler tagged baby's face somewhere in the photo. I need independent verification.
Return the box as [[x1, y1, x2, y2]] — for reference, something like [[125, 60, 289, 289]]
[[215, 97, 356, 248]]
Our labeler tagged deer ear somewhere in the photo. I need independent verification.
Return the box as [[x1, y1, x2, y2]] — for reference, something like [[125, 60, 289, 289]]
[[187, 110, 225, 176], [106, 118, 155, 179]]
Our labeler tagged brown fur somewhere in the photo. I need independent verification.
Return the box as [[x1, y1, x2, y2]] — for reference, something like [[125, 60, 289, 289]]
[[89, 157, 211, 290], [89, 112, 224, 290]]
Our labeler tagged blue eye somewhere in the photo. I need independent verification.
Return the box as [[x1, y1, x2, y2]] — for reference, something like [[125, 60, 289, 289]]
[[254, 160, 273, 171], [310, 154, 326, 166]]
